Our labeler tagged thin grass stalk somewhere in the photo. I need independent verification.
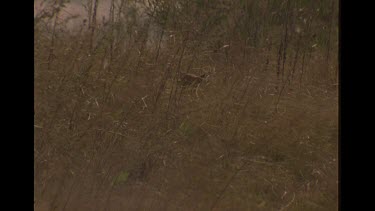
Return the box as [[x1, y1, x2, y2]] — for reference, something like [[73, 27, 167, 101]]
[[89, 0, 99, 52]]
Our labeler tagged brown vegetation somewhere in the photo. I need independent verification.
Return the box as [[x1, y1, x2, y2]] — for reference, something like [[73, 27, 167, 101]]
[[34, 0, 338, 210]]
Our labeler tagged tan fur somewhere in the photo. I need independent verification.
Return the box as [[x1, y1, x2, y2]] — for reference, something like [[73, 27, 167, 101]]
[[179, 73, 207, 87]]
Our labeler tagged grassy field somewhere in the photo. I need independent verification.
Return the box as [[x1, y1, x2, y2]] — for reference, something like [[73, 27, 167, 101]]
[[34, 0, 338, 210]]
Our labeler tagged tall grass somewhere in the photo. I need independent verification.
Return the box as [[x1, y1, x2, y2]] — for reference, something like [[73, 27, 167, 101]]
[[34, 0, 338, 210]]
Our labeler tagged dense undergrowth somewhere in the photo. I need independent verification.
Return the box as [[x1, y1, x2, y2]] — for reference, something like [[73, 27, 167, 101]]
[[34, 0, 338, 210]]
